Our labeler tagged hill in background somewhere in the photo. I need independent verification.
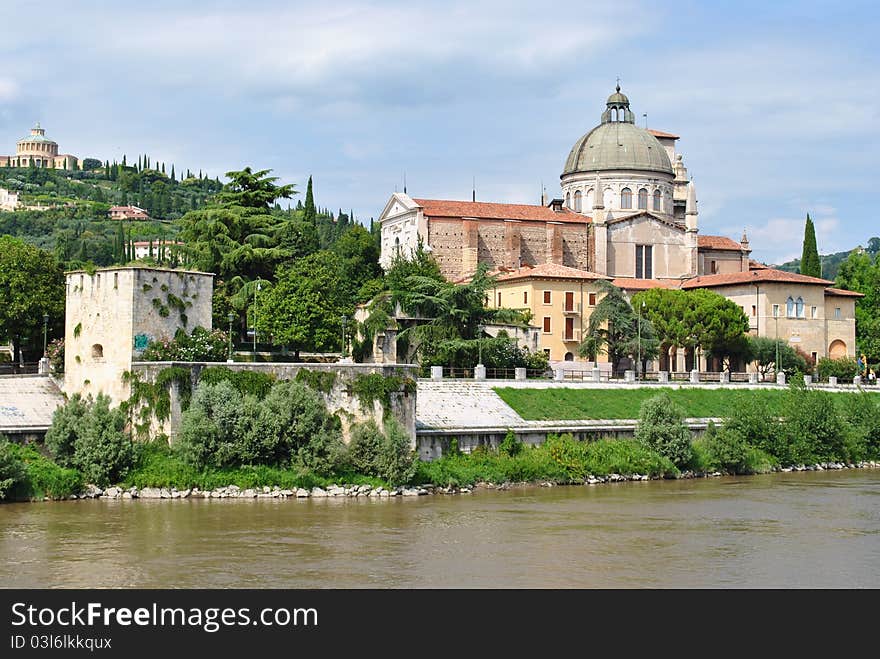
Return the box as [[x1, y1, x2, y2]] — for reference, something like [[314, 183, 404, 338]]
[[772, 236, 879, 281]]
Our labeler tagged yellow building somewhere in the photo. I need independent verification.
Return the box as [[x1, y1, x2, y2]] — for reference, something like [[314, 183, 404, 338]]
[[0, 123, 80, 170], [486, 263, 608, 362]]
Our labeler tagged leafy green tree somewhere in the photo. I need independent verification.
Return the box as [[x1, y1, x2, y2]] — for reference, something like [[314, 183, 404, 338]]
[[0, 438, 27, 499], [748, 336, 805, 378], [214, 167, 295, 210], [333, 224, 382, 302], [800, 214, 821, 278], [0, 236, 65, 364], [45, 393, 90, 466], [835, 249, 880, 362], [257, 251, 350, 358], [71, 394, 133, 485], [683, 288, 751, 371], [347, 418, 416, 484], [578, 281, 658, 374]]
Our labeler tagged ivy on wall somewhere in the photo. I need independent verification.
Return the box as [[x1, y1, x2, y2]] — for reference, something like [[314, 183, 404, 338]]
[[294, 369, 337, 394], [350, 372, 415, 417]]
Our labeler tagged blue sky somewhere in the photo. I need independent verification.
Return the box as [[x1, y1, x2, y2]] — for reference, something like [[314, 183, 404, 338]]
[[1, 0, 878, 265]]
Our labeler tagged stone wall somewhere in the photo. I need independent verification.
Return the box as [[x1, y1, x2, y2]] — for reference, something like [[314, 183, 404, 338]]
[[130, 362, 418, 445]]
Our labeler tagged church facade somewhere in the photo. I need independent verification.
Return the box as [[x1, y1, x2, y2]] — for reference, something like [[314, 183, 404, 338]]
[[378, 87, 859, 370]]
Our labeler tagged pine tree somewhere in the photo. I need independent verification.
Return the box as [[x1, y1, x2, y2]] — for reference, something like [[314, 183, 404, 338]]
[[303, 176, 317, 226], [800, 214, 821, 278]]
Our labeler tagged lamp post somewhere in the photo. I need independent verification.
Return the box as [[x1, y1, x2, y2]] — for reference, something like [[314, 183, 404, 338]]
[[637, 300, 645, 380], [774, 304, 780, 379], [253, 281, 261, 360], [477, 324, 485, 367], [341, 315, 348, 358], [227, 311, 234, 363], [42, 314, 49, 357]]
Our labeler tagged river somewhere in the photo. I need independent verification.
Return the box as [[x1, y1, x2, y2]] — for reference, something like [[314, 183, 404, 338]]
[[1, 469, 878, 588]]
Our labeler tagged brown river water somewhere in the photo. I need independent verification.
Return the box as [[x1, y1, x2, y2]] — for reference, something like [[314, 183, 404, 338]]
[[1, 469, 878, 588]]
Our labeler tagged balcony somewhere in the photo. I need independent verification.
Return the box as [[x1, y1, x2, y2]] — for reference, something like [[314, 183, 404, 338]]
[[563, 302, 581, 315], [562, 331, 581, 342]]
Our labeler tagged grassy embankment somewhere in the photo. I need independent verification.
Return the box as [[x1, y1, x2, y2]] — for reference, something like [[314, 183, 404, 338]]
[[493, 387, 875, 420]]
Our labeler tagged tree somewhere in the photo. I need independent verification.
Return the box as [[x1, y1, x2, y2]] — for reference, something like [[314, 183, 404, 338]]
[[0, 237, 65, 365], [303, 175, 317, 226], [632, 288, 691, 369], [684, 289, 751, 371], [333, 224, 382, 302], [257, 251, 350, 358], [634, 393, 692, 468], [578, 281, 657, 374], [748, 336, 805, 378], [835, 249, 880, 362], [800, 214, 821, 278], [214, 167, 295, 210]]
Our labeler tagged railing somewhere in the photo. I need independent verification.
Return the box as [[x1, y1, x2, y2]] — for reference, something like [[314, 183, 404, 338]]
[[0, 362, 39, 375]]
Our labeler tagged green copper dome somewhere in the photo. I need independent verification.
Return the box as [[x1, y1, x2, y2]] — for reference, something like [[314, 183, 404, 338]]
[[17, 134, 55, 144], [562, 86, 673, 176]]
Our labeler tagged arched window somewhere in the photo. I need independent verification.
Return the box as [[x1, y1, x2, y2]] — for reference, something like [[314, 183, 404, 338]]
[[91, 344, 104, 359], [565, 192, 571, 209], [574, 190, 582, 213], [796, 297, 804, 318], [786, 296, 795, 317], [638, 188, 648, 210], [620, 187, 632, 209], [394, 236, 400, 256], [653, 189, 661, 211], [564, 352, 574, 362]]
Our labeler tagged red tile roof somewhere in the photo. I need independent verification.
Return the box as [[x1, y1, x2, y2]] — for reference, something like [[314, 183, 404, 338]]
[[824, 287, 864, 298], [681, 268, 833, 289], [494, 263, 609, 282], [749, 259, 767, 270], [698, 234, 743, 251], [647, 129, 680, 139], [413, 198, 588, 224], [611, 278, 673, 290]]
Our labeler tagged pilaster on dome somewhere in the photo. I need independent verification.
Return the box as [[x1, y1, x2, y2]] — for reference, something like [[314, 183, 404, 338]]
[[601, 83, 635, 124]]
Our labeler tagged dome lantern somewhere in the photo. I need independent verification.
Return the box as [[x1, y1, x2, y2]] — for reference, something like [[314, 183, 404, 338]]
[[601, 83, 635, 124]]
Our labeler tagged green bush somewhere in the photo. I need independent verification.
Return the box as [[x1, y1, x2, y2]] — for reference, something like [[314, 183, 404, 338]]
[[703, 427, 751, 474], [782, 387, 850, 463], [15, 444, 83, 499], [817, 357, 859, 382], [176, 381, 254, 468], [722, 393, 786, 463], [583, 439, 678, 477], [255, 380, 344, 473], [0, 438, 27, 499], [634, 393, 693, 468], [840, 392, 880, 459], [44, 393, 89, 466], [141, 326, 229, 362], [71, 394, 134, 485], [347, 418, 416, 485], [499, 429, 523, 457]]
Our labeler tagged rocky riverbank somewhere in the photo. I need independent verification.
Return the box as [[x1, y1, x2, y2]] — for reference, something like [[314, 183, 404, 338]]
[[51, 459, 880, 501]]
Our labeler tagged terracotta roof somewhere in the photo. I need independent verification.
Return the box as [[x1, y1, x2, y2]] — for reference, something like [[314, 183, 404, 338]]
[[412, 198, 588, 224], [611, 278, 672, 290], [494, 263, 609, 282], [824, 287, 864, 298], [749, 259, 767, 270], [647, 129, 680, 139], [698, 234, 743, 251], [681, 268, 833, 289]]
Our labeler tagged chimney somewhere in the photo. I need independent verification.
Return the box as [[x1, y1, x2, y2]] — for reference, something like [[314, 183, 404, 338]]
[[550, 198, 564, 212]]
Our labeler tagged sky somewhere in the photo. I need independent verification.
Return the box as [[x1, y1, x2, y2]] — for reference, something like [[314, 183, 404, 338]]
[[1, 0, 878, 265]]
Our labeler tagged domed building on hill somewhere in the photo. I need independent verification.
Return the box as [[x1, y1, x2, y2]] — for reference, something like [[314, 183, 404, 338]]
[[0, 123, 80, 170], [376, 86, 860, 370]]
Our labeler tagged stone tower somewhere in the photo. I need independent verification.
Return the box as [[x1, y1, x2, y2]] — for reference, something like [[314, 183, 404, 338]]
[[64, 267, 214, 405]]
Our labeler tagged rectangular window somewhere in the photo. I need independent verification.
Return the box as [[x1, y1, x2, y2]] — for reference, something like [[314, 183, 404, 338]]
[[564, 291, 575, 312], [543, 291, 551, 305], [811, 306, 817, 319], [523, 291, 528, 305], [113, 273, 118, 289], [635, 245, 653, 279], [751, 305, 757, 316], [564, 317, 574, 341], [542, 316, 551, 333], [772, 304, 780, 317], [497, 292, 502, 306], [710, 260, 717, 274], [811, 351, 818, 363], [543, 348, 551, 358], [835, 307, 841, 319], [588, 292, 597, 306]]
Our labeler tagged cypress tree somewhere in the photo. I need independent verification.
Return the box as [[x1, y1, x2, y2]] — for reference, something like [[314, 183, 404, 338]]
[[303, 176, 317, 226], [800, 214, 821, 278], [170, 164, 175, 182], [116, 222, 125, 262], [148, 239, 154, 259], [122, 154, 127, 167]]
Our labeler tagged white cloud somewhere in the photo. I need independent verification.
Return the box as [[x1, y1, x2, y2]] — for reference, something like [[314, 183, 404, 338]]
[[0, 78, 17, 102]]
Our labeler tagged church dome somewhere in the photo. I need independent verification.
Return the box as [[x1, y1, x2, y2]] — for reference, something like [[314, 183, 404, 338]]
[[562, 86, 672, 176]]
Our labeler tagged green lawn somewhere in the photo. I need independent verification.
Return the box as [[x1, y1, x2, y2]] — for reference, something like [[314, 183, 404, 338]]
[[493, 386, 875, 420]]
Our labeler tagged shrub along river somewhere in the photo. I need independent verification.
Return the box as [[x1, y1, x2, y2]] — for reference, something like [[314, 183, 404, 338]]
[[1, 468, 877, 588]]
